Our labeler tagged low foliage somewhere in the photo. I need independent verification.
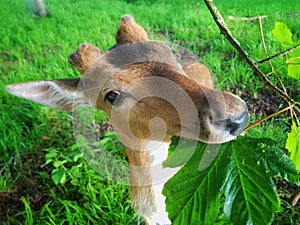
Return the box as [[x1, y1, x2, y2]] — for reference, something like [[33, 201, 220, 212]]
[[271, 21, 300, 170], [163, 137, 299, 225], [163, 3, 300, 225], [286, 122, 300, 171]]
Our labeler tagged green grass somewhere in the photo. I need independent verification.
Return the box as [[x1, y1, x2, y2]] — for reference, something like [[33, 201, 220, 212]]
[[1, 0, 299, 224]]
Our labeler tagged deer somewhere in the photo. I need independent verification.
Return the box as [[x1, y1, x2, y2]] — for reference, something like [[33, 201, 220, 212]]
[[5, 15, 248, 225]]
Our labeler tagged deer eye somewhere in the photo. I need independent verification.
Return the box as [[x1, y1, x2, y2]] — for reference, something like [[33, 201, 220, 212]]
[[104, 90, 120, 105]]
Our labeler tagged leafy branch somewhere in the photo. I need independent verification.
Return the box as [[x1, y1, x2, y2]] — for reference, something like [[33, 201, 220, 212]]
[[203, 0, 300, 169], [203, 0, 297, 106], [163, 136, 299, 225], [164, 1, 300, 225]]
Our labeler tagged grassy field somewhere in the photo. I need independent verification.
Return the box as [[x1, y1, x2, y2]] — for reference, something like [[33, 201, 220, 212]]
[[1, 0, 300, 224]]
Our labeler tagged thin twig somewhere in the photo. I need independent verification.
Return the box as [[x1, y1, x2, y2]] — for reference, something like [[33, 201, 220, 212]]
[[286, 55, 300, 64], [289, 186, 300, 206], [258, 16, 276, 73], [243, 104, 296, 132], [203, 0, 295, 105], [258, 16, 293, 120], [228, 15, 267, 21], [256, 45, 300, 66]]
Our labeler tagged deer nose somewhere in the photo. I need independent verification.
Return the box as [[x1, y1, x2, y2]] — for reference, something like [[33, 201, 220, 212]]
[[212, 107, 248, 137], [68, 52, 77, 65], [225, 109, 249, 136]]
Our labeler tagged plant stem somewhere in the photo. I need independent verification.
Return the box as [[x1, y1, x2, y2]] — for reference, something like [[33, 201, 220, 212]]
[[289, 186, 300, 206], [243, 104, 296, 132], [258, 16, 294, 120], [203, 0, 295, 105], [256, 45, 300, 66], [228, 15, 267, 21]]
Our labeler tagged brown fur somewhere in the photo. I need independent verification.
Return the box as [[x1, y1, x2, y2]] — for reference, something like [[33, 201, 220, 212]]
[[68, 43, 103, 74], [68, 14, 148, 75], [83, 56, 247, 143], [126, 146, 156, 216], [116, 14, 148, 44], [68, 43, 214, 89], [182, 61, 214, 88]]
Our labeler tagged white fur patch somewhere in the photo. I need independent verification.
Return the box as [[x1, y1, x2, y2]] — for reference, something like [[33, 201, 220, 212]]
[[146, 141, 181, 225], [6, 81, 90, 110]]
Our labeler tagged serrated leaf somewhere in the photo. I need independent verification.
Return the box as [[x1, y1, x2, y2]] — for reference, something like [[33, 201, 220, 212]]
[[222, 138, 282, 225], [272, 22, 293, 46], [252, 138, 299, 183], [163, 142, 231, 225], [164, 136, 299, 225], [285, 122, 300, 171]]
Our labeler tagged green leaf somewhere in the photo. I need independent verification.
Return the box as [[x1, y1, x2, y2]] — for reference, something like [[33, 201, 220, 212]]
[[67, 150, 83, 162], [53, 159, 67, 168], [70, 165, 83, 178], [252, 138, 299, 183], [287, 64, 300, 79], [45, 149, 58, 160], [163, 136, 198, 168], [222, 138, 282, 225], [164, 136, 299, 225], [52, 168, 67, 185], [163, 142, 231, 225], [287, 48, 300, 79], [44, 149, 58, 165], [272, 22, 293, 46], [285, 122, 300, 171]]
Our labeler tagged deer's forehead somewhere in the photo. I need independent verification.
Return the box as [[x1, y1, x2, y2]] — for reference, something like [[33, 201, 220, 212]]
[[82, 63, 206, 106], [82, 63, 149, 90]]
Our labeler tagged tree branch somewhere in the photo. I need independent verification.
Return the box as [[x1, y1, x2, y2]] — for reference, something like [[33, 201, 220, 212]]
[[203, 0, 295, 105]]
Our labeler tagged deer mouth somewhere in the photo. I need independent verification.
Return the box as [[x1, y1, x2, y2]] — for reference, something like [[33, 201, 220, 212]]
[[211, 109, 249, 137], [178, 103, 248, 144]]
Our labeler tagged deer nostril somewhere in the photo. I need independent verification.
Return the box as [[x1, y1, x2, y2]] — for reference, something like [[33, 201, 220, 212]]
[[211, 109, 248, 137], [226, 110, 249, 136], [68, 52, 81, 66], [226, 119, 242, 136], [68, 53, 76, 64]]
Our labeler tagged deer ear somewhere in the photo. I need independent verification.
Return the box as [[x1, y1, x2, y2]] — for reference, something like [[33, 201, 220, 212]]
[[6, 78, 90, 111]]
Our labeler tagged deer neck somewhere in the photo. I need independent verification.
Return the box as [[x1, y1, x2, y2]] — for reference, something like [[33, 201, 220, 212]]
[[126, 140, 180, 224]]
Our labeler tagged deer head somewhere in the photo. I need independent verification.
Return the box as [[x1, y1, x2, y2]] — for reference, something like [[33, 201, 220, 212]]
[[6, 41, 248, 145]]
